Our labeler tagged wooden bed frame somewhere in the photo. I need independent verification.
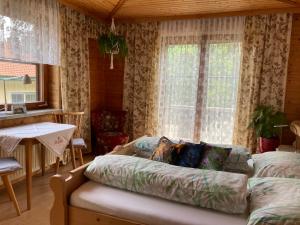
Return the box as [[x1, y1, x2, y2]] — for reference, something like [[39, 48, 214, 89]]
[[50, 136, 149, 225], [50, 163, 145, 225]]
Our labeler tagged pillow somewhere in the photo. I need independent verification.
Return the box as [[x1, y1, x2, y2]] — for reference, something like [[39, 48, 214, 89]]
[[247, 177, 300, 225], [150, 136, 176, 163], [109, 135, 149, 156], [199, 142, 232, 171], [85, 155, 248, 214], [223, 146, 251, 174], [133, 136, 160, 158], [252, 151, 300, 178], [171, 141, 206, 168]]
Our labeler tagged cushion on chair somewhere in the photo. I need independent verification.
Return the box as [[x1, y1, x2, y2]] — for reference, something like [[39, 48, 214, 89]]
[[0, 157, 22, 174], [72, 138, 87, 149], [92, 110, 127, 132]]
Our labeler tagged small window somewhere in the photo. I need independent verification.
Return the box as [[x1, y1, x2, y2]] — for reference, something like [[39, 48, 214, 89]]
[[0, 60, 40, 104], [11, 92, 37, 104]]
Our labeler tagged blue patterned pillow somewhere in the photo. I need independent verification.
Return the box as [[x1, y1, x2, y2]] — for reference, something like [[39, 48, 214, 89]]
[[134, 136, 161, 158], [172, 142, 206, 168]]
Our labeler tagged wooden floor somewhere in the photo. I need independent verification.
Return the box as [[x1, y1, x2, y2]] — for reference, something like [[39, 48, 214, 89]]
[[0, 156, 94, 225]]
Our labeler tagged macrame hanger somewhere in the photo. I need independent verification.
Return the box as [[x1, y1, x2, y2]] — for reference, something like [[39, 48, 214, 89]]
[[110, 18, 116, 34]]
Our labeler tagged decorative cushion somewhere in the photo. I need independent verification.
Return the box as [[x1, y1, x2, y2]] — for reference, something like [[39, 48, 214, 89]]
[[150, 136, 176, 163], [0, 157, 22, 174], [110, 136, 149, 156], [93, 110, 127, 132], [199, 142, 232, 171], [247, 177, 300, 225], [134, 136, 161, 158], [72, 138, 87, 149], [223, 146, 251, 174], [85, 155, 248, 214], [172, 141, 206, 168], [252, 151, 300, 178]]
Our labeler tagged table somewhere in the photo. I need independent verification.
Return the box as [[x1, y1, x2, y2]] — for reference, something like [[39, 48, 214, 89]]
[[0, 122, 76, 210]]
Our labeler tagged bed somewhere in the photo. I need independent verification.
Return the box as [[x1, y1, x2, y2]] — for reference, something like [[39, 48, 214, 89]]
[[50, 163, 247, 225], [50, 137, 300, 225]]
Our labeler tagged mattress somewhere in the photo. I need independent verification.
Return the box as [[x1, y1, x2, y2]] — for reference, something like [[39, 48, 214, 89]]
[[70, 181, 247, 225]]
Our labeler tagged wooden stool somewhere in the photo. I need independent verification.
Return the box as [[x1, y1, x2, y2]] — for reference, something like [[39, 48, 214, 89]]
[[0, 157, 22, 216]]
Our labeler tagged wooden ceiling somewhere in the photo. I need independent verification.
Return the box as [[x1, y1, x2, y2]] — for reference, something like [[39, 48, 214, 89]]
[[59, 0, 300, 21]]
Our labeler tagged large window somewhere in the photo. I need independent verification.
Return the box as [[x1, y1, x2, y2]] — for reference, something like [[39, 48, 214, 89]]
[[0, 60, 40, 105], [158, 39, 242, 144]]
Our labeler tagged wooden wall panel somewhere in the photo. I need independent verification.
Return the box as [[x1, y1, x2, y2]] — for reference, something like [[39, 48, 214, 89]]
[[47, 65, 62, 109], [89, 38, 124, 112], [282, 13, 300, 144]]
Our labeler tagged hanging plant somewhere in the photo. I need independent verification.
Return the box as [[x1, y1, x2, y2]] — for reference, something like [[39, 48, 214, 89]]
[[97, 19, 128, 69]]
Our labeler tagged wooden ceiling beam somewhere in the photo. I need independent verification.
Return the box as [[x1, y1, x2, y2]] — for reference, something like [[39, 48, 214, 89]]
[[276, 0, 300, 6], [108, 0, 127, 19]]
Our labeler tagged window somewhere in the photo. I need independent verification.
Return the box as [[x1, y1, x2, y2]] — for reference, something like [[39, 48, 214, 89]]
[[11, 92, 37, 104], [0, 60, 40, 105], [158, 40, 242, 144]]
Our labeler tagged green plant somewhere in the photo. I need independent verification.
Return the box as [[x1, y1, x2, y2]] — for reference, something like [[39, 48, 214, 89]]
[[98, 32, 128, 56], [248, 105, 287, 139]]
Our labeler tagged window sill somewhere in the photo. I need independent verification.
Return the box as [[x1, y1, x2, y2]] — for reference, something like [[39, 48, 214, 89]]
[[0, 109, 61, 121]]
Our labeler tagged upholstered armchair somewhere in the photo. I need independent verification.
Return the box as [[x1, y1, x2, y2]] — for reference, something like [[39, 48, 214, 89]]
[[91, 109, 129, 155]]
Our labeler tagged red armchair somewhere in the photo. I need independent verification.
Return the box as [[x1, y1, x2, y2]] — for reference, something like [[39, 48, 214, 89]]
[[91, 110, 129, 155]]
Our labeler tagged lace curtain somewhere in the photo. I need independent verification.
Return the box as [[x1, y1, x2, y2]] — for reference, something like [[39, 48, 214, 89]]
[[0, 0, 60, 65], [157, 17, 245, 144]]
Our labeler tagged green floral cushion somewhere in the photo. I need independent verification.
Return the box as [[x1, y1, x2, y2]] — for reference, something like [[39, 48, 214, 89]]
[[224, 146, 251, 174], [85, 155, 248, 214], [199, 143, 232, 171], [248, 177, 300, 225], [252, 151, 300, 178]]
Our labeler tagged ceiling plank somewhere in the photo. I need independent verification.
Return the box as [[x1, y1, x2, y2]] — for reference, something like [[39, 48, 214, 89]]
[[276, 0, 300, 6], [108, 0, 127, 19], [118, 7, 300, 22]]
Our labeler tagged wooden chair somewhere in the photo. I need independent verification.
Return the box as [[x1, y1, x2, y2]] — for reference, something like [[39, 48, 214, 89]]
[[0, 157, 22, 216], [53, 112, 86, 173]]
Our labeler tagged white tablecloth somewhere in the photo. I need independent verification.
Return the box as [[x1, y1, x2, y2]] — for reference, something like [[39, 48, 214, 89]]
[[0, 122, 76, 156]]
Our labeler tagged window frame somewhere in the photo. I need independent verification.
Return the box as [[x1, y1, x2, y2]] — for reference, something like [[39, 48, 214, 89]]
[[0, 59, 46, 110]]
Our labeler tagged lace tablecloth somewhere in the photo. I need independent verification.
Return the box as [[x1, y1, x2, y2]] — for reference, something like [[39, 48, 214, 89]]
[[0, 122, 76, 156]]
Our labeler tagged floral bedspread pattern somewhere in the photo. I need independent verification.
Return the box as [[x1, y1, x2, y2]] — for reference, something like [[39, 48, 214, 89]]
[[248, 177, 300, 225], [85, 155, 248, 214], [252, 151, 300, 178]]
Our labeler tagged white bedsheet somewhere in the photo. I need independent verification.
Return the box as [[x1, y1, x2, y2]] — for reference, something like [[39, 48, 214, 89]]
[[70, 181, 247, 225]]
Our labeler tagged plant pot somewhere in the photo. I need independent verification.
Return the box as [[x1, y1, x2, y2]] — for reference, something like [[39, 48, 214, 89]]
[[259, 137, 280, 153]]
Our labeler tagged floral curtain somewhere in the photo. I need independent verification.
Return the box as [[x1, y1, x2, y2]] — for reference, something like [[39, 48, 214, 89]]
[[0, 0, 60, 65], [59, 5, 105, 148], [233, 13, 292, 152], [121, 22, 160, 140]]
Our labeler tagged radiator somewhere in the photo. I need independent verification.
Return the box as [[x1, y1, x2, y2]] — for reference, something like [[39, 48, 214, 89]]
[[0, 144, 57, 185]]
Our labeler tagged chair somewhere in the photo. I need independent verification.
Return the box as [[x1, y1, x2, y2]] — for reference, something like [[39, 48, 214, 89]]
[[0, 157, 22, 216], [91, 109, 129, 155], [53, 112, 86, 173]]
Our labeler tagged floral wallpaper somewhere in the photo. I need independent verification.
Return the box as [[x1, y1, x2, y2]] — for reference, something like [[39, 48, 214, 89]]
[[233, 13, 292, 152]]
